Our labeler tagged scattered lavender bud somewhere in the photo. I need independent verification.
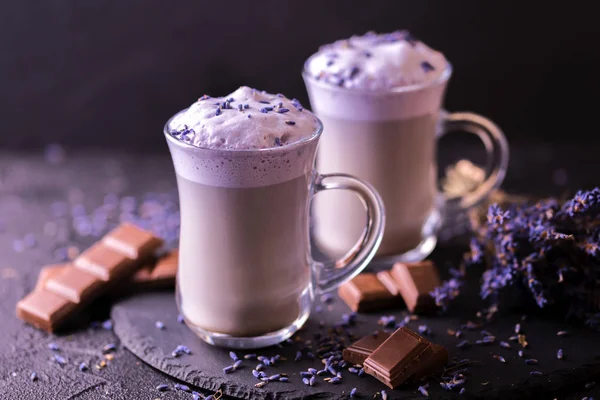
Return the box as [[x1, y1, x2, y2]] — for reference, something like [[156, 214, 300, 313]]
[[155, 321, 165, 330], [30, 372, 38, 382], [460, 388, 466, 395], [530, 371, 543, 376], [317, 369, 327, 376], [508, 335, 519, 341], [233, 360, 242, 370], [79, 363, 88, 372], [381, 389, 389, 399], [223, 365, 234, 374], [102, 343, 116, 354], [350, 387, 357, 397], [557, 330, 569, 337], [54, 354, 66, 366], [457, 340, 471, 349], [348, 367, 359, 374], [500, 341, 511, 349], [229, 351, 239, 361], [295, 351, 302, 361], [244, 354, 256, 360], [329, 377, 340, 384], [302, 377, 310, 386], [177, 314, 185, 324], [493, 355, 506, 363], [327, 366, 337, 376], [585, 382, 597, 389], [156, 384, 169, 392], [47, 343, 60, 351], [308, 368, 318, 374], [557, 349, 564, 360], [102, 320, 113, 330], [252, 370, 261, 378], [268, 374, 281, 381], [193, 394, 202, 400], [300, 371, 313, 378], [279, 377, 289, 382], [256, 363, 264, 371], [515, 323, 521, 334], [358, 368, 365, 377], [418, 384, 429, 396], [518, 350, 524, 357], [524, 359, 538, 365], [309, 375, 316, 386], [174, 383, 190, 392]]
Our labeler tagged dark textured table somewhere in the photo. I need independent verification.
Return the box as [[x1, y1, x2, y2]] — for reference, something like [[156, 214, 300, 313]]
[[1, 145, 599, 400]]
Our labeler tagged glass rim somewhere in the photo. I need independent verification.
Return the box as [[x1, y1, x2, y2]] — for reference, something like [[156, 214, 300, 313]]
[[301, 58, 453, 95], [163, 108, 324, 155]]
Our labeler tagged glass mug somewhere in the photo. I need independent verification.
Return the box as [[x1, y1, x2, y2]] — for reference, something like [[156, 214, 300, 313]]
[[303, 63, 509, 265], [164, 112, 385, 349]]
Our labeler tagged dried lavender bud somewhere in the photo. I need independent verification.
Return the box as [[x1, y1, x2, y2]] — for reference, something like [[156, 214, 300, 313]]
[[585, 382, 596, 389], [556, 330, 569, 337], [174, 383, 190, 392], [557, 349, 564, 360], [30, 372, 38, 382], [302, 377, 310, 386], [229, 351, 239, 361], [524, 359, 538, 365], [418, 384, 429, 396], [500, 341, 511, 349], [232, 360, 243, 370], [244, 354, 256, 360], [156, 384, 169, 392], [350, 387, 357, 397], [457, 340, 471, 349], [530, 371, 543, 377], [223, 365, 234, 374], [493, 355, 506, 363], [309, 375, 316, 386], [155, 321, 165, 330], [518, 350, 524, 357], [47, 343, 60, 351]]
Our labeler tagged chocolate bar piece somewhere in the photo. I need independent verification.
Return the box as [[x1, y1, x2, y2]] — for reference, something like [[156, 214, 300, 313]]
[[35, 264, 68, 291], [102, 222, 164, 259], [412, 344, 448, 381], [338, 273, 401, 312], [130, 249, 178, 290], [390, 261, 441, 314], [16, 223, 163, 332], [343, 331, 390, 366], [363, 327, 434, 389]]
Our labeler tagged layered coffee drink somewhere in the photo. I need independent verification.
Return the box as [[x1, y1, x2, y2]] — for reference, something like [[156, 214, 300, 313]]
[[166, 87, 320, 337], [304, 31, 450, 258]]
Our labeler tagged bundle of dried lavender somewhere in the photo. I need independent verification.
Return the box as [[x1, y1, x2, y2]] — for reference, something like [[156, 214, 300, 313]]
[[432, 188, 600, 329]]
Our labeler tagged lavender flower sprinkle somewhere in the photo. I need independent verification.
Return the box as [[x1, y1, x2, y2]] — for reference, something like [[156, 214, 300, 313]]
[[30, 372, 38, 382], [233, 360, 243, 370], [585, 382, 596, 389], [174, 383, 190, 392], [155, 321, 165, 330], [279, 377, 289, 382], [350, 387, 357, 397], [530, 371, 543, 376], [418, 384, 429, 396], [79, 362, 88, 372], [54, 354, 66, 365], [244, 354, 257, 360], [493, 355, 506, 363], [47, 343, 60, 351], [177, 314, 185, 324], [156, 384, 169, 392], [302, 377, 310, 386], [229, 351, 239, 361], [524, 359, 538, 365], [557, 330, 569, 337], [557, 349, 564, 360], [223, 365, 234, 374]]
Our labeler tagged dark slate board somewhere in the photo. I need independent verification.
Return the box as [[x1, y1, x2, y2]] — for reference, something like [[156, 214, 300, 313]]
[[112, 285, 600, 400]]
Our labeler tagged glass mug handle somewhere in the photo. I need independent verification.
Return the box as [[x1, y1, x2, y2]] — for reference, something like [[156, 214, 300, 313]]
[[438, 111, 510, 212], [311, 173, 385, 294]]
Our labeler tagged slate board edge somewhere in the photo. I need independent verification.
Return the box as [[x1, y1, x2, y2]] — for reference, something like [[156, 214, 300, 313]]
[[112, 301, 346, 400]]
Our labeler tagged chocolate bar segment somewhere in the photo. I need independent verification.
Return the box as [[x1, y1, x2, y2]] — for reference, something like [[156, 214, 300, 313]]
[[16, 223, 163, 333], [390, 261, 440, 314], [35, 264, 69, 291], [338, 273, 400, 312], [412, 343, 448, 381], [343, 331, 390, 366], [131, 249, 178, 290], [102, 222, 164, 259], [45, 267, 103, 304], [74, 243, 132, 281], [16, 290, 76, 332], [363, 327, 434, 389]]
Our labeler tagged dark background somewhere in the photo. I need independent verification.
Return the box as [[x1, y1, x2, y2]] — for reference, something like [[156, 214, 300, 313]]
[[2, 1, 599, 152]]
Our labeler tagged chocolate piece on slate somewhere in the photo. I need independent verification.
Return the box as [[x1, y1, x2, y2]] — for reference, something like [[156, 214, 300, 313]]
[[390, 261, 440, 313], [338, 273, 400, 312], [363, 327, 434, 389], [16, 290, 77, 332], [16, 223, 163, 333], [343, 331, 391, 366], [412, 344, 448, 381], [102, 222, 164, 259], [376, 270, 402, 297]]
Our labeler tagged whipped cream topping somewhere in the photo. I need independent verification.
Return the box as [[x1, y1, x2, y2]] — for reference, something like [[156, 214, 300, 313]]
[[167, 86, 319, 150], [305, 31, 448, 90]]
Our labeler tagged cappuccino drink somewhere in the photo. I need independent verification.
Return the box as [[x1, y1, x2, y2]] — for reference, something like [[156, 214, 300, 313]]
[[166, 87, 320, 337], [304, 31, 450, 259]]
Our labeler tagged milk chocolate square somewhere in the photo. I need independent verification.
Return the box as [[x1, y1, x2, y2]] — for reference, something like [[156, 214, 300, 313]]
[[338, 273, 400, 312], [35, 263, 69, 291], [74, 243, 132, 281], [363, 327, 434, 389], [390, 261, 440, 313], [16, 290, 77, 332], [102, 222, 164, 259], [412, 344, 448, 381], [45, 267, 103, 303], [343, 331, 391, 366]]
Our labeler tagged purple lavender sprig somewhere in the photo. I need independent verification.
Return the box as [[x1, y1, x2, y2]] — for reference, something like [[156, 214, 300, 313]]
[[431, 188, 600, 328]]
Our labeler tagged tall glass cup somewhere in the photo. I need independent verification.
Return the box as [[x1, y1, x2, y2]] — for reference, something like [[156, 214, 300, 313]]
[[303, 63, 509, 265], [164, 112, 384, 349]]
